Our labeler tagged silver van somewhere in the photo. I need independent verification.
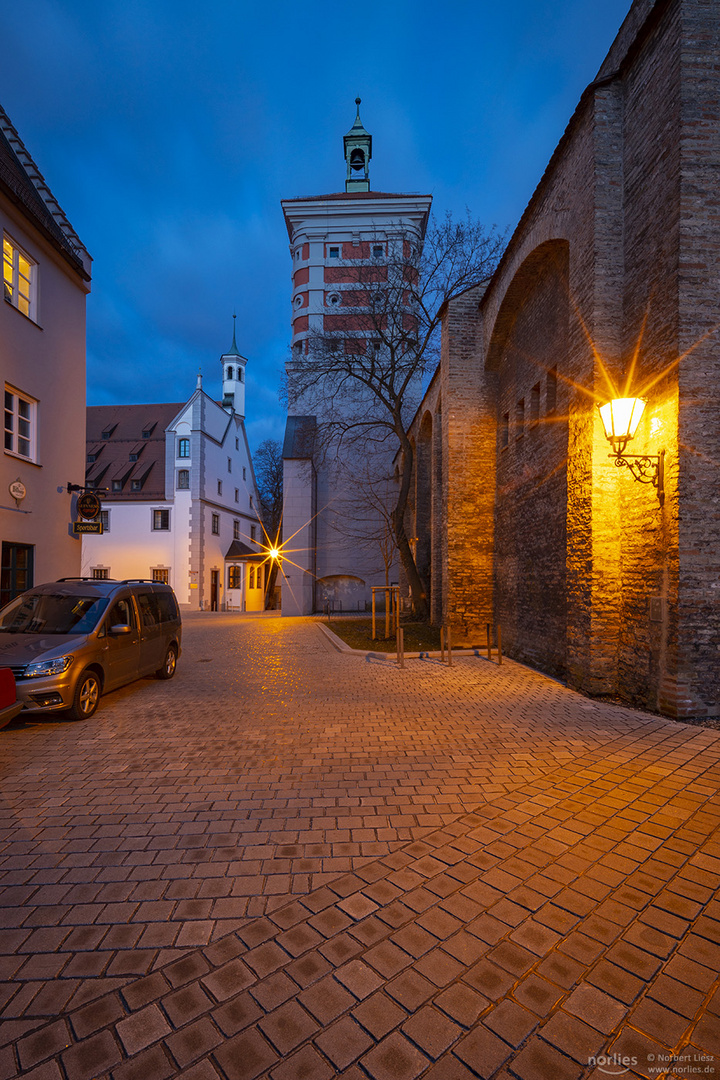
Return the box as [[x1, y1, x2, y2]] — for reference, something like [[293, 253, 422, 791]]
[[0, 578, 182, 720]]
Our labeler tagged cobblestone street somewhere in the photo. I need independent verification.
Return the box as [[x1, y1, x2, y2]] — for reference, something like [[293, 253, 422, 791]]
[[1, 613, 719, 1079]]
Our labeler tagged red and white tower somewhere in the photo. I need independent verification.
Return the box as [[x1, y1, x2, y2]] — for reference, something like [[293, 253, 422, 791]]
[[281, 101, 431, 616]]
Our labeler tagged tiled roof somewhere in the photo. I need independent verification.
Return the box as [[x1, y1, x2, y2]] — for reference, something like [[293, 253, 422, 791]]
[[86, 403, 184, 501], [0, 104, 91, 278], [224, 540, 264, 561]]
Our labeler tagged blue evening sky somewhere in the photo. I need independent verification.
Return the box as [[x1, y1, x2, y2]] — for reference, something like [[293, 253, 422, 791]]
[[2, 0, 631, 451]]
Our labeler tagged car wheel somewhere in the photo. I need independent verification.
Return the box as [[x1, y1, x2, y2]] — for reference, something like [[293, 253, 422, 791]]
[[156, 645, 177, 680], [67, 669, 101, 721]]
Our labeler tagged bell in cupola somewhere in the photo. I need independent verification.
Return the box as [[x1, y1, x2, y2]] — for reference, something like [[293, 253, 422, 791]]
[[344, 98, 372, 192]]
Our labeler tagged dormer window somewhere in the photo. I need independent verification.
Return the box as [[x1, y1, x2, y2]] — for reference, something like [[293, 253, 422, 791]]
[[130, 453, 138, 462], [112, 480, 123, 492], [131, 480, 142, 492]]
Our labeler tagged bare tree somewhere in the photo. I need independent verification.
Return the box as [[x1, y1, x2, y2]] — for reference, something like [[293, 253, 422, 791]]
[[254, 438, 283, 543], [286, 211, 505, 618]]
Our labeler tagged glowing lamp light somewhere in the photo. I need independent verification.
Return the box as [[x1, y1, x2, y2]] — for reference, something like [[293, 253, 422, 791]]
[[598, 396, 664, 504], [268, 548, 280, 561], [598, 397, 646, 454]]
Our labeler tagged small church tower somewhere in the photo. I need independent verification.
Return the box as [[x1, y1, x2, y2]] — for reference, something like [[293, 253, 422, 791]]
[[220, 315, 247, 416], [344, 98, 372, 193]]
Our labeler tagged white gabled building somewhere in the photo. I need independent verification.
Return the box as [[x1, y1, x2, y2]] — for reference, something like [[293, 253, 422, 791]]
[[82, 326, 267, 611]]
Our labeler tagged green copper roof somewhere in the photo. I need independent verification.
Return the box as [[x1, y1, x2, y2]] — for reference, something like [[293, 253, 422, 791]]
[[345, 97, 371, 139], [224, 313, 242, 357]]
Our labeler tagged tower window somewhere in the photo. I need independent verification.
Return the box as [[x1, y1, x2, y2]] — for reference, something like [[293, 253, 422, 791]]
[[372, 245, 384, 258], [227, 367, 233, 380], [328, 246, 340, 259], [177, 469, 189, 489], [327, 293, 341, 307], [178, 438, 190, 458]]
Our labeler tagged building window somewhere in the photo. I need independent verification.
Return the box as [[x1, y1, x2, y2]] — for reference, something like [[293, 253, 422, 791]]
[[87, 453, 97, 464], [217, 480, 222, 496], [235, 438, 239, 450], [226, 366, 234, 380], [249, 565, 256, 589], [92, 568, 109, 580], [233, 520, 240, 540], [112, 479, 123, 492], [501, 413, 509, 450], [249, 495, 253, 509], [547, 367, 558, 413], [131, 479, 142, 492], [177, 469, 189, 489], [373, 245, 384, 258], [99, 510, 110, 532], [129, 452, 138, 461], [228, 457, 232, 473], [4, 387, 36, 460], [152, 569, 169, 584], [516, 399, 525, 440], [153, 509, 170, 530], [228, 565, 241, 589], [211, 513, 219, 535], [3, 235, 35, 319], [328, 246, 340, 259], [234, 488, 239, 502], [530, 383, 541, 426], [178, 437, 190, 458], [242, 468, 246, 481], [326, 293, 341, 307], [250, 524, 256, 542]]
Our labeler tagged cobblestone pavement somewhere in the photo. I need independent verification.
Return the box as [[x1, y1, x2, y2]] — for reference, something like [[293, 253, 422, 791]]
[[0, 613, 719, 1079]]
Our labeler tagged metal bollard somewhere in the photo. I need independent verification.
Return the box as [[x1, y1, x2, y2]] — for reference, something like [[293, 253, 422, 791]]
[[497, 624, 502, 665], [486, 622, 491, 661], [440, 626, 445, 663], [447, 626, 453, 667], [397, 626, 405, 668]]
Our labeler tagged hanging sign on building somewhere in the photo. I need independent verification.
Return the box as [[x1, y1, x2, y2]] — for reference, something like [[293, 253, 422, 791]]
[[73, 521, 103, 534], [9, 478, 26, 504], [77, 492, 101, 520]]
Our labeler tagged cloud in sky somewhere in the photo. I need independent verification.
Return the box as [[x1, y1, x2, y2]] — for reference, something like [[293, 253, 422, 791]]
[[1, 0, 631, 450]]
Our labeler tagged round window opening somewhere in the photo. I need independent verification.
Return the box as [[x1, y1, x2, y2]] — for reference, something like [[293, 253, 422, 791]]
[[327, 293, 341, 307], [293, 294, 304, 309]]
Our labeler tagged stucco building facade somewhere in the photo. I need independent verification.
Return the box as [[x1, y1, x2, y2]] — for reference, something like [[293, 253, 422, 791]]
[[408, 0, 720, 719], [1, 104, 92, 603], [82, 332, 265, 611]]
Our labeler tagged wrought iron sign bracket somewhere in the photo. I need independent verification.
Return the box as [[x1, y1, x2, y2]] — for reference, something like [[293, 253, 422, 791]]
[[610, 448, 665, 504]]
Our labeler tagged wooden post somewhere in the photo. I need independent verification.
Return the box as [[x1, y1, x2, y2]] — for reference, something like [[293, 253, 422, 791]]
[[372, 590, 377, 640], [400, 626, 404, 668], [497, 624, 502, 665], [486, 622, 491, 661], [440, 626, 445, 662], [397, 625, 404, 668], [448, 626, 453, 667], [384, 588, 390, 640]]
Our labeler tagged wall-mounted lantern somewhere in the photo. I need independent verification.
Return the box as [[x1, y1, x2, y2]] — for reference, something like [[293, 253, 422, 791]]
[[598, 397, 665, 504]]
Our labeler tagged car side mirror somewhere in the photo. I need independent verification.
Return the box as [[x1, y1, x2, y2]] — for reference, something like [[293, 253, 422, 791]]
[[110, 624, 132, 635]]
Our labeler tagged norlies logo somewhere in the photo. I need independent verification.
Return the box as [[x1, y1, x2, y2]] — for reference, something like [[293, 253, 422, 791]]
[[589, 1055, 638, 1076]]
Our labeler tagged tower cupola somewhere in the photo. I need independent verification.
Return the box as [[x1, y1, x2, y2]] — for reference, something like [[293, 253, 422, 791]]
[[344, 97, 372, 193], [220, 315, 247, 416]]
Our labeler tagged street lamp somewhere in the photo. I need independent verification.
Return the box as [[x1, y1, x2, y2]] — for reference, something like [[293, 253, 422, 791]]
[[598, 397, 665, 504]]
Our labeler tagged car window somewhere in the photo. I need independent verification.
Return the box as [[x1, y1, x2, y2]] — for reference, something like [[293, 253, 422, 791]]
[[106, 598, 136, 630], [0, 593, 109, 635], [136, 593, 158, 627], [154, 592, 179, 622]]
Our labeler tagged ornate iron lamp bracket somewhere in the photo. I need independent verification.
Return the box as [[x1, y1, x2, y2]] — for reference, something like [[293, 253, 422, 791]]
[[610, 449, 665, 504]]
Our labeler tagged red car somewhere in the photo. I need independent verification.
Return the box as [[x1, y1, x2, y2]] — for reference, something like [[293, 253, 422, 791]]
[[0, 668, 23, 730]]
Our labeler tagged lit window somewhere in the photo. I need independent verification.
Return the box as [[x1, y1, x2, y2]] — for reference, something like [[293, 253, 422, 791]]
[[228, 565, 241, 589], [233, 520, 240, 540], [152, 569, 169, 584], [178, 438, 190, 458], [153, 509, 170, 530], [177, 469, 189, 489], [4, 387, 36, 460], [329, 246, 340, 259], [3, 236, 35, 320], [250, 524, 256, 542], [217, 480, 222, 496], [211, 513, 219, 535], [99, 511, 110, 533], [249, 565, 255, 589], [92, 568, 109, 580]]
